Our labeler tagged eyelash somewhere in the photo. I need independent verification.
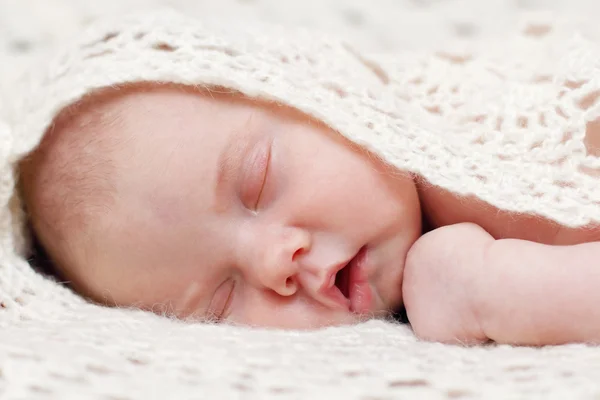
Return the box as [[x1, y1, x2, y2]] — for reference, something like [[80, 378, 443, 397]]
[[215, 280, 236, 322], [247, 143, 271, 211], [255, 153, 270, 210]]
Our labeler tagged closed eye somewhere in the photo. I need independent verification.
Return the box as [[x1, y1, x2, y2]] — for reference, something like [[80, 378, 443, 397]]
[[208, 279, 236, 322], [242, 140, 271, 211]]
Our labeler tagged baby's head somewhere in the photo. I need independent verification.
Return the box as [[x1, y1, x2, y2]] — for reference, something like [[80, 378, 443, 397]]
[[19, 83, 421, 329]]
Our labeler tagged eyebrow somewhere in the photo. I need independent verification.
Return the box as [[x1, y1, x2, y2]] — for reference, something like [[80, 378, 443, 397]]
[[213, 117, 254, 214]]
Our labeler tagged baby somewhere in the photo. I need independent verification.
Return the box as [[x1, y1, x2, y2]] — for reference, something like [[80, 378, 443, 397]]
[[19, 81, 600, 346], [13, 11, 600, 347]]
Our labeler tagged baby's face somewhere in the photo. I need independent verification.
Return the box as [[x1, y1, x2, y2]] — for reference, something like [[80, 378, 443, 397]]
[[28, 86, 422, 329]]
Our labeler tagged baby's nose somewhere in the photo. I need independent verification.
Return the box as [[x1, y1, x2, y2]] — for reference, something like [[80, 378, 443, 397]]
[[255, 226, 311, 297]]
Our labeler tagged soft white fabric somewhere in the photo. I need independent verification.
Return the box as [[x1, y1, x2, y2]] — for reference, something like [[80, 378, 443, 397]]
[[2, 1, 600, 399]]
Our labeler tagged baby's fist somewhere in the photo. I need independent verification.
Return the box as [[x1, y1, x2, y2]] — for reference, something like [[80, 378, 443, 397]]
[[403, 223, 494, 344]]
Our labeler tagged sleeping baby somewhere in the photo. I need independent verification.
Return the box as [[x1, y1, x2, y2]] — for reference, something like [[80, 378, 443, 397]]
[[13, 10, 600, 346]]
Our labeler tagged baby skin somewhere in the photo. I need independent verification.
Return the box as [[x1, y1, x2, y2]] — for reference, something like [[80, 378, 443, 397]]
[[20, 84, 600, 345]]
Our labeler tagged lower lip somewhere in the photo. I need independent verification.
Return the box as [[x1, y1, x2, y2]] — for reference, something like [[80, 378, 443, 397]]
[[348, 247, 373, 314]]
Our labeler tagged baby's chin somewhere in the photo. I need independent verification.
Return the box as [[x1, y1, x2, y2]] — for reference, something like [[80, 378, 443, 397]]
[[372, 256, 408, 320]]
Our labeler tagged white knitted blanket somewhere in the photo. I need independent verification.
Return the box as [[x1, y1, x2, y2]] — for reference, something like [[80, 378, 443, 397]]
[[2, 1, 600, 399]]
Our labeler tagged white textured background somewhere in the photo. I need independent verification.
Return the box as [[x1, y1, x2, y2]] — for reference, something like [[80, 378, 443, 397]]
[[2, 1, 600, 399]]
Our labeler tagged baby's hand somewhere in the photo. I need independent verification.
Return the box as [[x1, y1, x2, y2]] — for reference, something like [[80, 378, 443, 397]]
[[404, 223, 600, 346], [402, 223, 493, 344]]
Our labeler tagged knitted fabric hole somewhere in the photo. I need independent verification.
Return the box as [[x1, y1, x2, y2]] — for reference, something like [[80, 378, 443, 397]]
[[555, 106, 568, 119], [447, 389, 473, 398], [464, 114, 487, 124], [127, 356, 150, 366], [324, 83, 347, 98], [424, 105, 442, 115], [85, 50, 115, 59], [82, 32, 120, 49], [436, 52, 472, 65], [533, 75, 552, 84], [523, 24, 552, 37], [388, 378, 429, 388], [565, 80, 587, 90], [580, 165, 600, 177], [239, 372, 253, 380], [529, 140, 543, 150], [233, 382, 251, 392], [471, 135, 488, 145], [560, 131, 574, 145], [343, 44, 390, 85], [101, 32, 119, 42], [517, 116, 529, 128], [86, 364, 113, 375], [585, 119, 600, 157], [579, 90, 600, 110], [153, 43, 177, 52]]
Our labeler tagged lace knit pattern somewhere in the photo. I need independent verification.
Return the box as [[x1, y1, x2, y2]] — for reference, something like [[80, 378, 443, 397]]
[[1, 1, 600, 399]]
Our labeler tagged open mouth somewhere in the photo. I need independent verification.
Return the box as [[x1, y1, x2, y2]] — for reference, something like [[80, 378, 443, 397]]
[[333, 246, 372, 314], [334, 259, 352, 300], [319, 246, 372, 313]]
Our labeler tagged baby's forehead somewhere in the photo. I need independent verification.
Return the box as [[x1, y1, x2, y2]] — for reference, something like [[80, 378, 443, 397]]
[[50, 85, 192, 164], [50, 88, 133, 152], [56, 83, 186, 133], [66, 85, 205, 137]]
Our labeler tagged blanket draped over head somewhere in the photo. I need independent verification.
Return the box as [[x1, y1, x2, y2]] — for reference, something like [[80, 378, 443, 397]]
[[0, 2, 599, 399]]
